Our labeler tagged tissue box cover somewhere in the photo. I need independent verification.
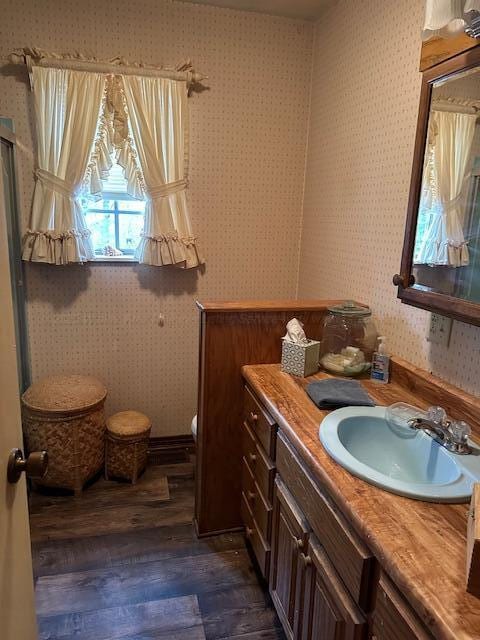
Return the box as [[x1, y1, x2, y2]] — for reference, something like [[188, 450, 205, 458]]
[[281, 338, 320, 377]]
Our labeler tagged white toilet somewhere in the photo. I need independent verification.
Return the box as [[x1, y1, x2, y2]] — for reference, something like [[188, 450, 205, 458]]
[[191, 414, 197, 442]]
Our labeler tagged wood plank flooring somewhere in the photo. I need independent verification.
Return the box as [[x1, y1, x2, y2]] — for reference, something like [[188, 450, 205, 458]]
[[29, 462, 285, 640]]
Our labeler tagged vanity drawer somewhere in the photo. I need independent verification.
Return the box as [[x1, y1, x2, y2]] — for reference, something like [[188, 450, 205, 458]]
[[373, 575, 433, 640], [241, 490, 270, 579], [276, 431, 375, 612], [242, 421, 275, 501], [241, 456, 272, 541], [244, 386, 276, 458]]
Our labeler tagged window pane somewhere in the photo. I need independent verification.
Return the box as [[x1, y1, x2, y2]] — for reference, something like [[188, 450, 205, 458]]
[[118, 213, 144, 253], [119, 199, 146, 213], [85, 212, 115, 254], [93, 199, 116, 211]]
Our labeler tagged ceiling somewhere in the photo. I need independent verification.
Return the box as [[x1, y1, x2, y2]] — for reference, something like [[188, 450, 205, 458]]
[[175, 0, 333, 21]]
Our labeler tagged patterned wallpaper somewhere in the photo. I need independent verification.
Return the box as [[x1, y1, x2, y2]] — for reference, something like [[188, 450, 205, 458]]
[[0, 0, 313, 435], [3, 0, 480, 437], [298, 0, 480, 396]]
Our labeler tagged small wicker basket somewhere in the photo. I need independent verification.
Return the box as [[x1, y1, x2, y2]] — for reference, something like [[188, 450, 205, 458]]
[[105, 411, 152, 483]]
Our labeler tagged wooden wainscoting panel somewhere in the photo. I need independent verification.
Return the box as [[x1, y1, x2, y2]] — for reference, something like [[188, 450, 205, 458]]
[[195, 300, 347, 536]]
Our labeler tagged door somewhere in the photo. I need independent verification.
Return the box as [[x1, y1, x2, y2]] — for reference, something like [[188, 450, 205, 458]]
[[372, 575, 432, 640], [270, 477, 309, 639], [301, 535, 366, 640], [0, 132, 38, 639]]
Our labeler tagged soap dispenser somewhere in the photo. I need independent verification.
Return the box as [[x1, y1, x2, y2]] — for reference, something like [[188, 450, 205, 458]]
[[370, 336, 390, 383]]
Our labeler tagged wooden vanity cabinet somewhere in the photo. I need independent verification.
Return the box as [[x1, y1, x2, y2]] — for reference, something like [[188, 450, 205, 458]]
[[372, 575, 434, 640], [270, 478, 367, 640], [244, 386, 277, 458], [241, 386, 277, 579], [241, 383, 434, 640], [276, 431, 374, 612], [270, 477, 310, 639], [301, 536, 367, 640]]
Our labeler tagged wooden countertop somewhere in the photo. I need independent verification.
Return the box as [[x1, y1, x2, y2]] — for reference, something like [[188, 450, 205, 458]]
[[242, 363, 480, 640]]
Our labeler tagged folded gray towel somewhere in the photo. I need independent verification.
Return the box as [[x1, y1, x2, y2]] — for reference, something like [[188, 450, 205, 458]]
[[306, 378, 374, 409]]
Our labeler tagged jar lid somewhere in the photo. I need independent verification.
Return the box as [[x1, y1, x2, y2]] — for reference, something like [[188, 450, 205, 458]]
[[327, 301, 372, 317]]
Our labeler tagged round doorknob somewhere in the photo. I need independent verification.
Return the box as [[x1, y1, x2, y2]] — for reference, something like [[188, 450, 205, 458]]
[[7, 448, 48, 484]]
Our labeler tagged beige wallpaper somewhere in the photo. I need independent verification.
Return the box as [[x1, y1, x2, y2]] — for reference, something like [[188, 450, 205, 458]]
[[0, 0, 313, 435], [298, 0, 480, 396], [3, 0, 479, 437]]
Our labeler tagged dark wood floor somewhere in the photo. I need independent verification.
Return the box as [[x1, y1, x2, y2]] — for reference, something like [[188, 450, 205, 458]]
[[29, 460, 285, 640]]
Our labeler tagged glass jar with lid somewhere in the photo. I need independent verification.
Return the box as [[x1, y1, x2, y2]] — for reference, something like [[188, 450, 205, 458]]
[[319, 301, 378, 376]]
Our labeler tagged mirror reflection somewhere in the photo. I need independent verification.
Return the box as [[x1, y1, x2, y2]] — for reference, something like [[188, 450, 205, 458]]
[[413, 67, 480, 302]]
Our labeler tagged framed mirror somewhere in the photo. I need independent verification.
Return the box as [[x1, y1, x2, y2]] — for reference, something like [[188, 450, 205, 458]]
[[396, 46, 480, 326]]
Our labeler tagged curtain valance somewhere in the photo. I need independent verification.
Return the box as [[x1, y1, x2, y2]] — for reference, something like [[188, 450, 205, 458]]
[[9, 48, 206, 87], [20, 52, 205, 267]]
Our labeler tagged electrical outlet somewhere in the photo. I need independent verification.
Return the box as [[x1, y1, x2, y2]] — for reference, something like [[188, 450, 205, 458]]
[[427, 313, 452, 347]]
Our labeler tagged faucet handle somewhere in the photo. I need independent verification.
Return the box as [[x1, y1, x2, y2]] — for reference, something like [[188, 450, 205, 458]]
[[426, 406, 448, 425], [448, 420, 471, 445]]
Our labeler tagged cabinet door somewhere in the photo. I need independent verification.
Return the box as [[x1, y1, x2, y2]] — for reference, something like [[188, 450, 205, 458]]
[[373, 575, 433, 640], [301, 536, 367, 640], [270, 477, 309, 639]]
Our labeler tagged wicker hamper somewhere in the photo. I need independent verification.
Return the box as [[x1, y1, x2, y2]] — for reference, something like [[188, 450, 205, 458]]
[[105, 411, 152, 483], [22, 375, 107, 495]]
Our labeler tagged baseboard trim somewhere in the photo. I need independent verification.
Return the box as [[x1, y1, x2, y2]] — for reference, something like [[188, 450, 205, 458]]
[[148, 434, 195, 465], [193, 516, 244, 538]]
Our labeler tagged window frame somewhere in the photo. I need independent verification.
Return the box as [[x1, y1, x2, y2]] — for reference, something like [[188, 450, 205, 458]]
[[84, 190, 145, 262]]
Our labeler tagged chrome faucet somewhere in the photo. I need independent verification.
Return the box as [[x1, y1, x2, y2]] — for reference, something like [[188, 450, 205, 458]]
[[408, 406, 472, 455]]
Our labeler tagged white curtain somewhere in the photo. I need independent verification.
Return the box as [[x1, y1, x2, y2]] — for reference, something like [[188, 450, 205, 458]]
[[423, 0, 480, 40], [22, 67, 106, 264], [415, 109, 477, 266], [120, 75, 203, 268]]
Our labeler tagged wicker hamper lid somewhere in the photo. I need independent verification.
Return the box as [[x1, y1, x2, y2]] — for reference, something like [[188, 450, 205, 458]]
[[22, 375, 107, 414], [106, 410, 151, 436]]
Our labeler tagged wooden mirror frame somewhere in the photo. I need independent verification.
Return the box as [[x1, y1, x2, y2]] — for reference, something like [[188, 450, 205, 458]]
[[396, 44, 480, 326]]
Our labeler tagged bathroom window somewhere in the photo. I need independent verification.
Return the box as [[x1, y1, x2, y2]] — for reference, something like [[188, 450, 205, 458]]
[[23, 64, 201, 267], [82, 161, 146, 260]]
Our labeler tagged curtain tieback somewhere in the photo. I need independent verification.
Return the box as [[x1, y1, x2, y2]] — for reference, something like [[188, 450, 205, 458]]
[[36, 169, 76, 198], [147, 179, 187, 200]]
